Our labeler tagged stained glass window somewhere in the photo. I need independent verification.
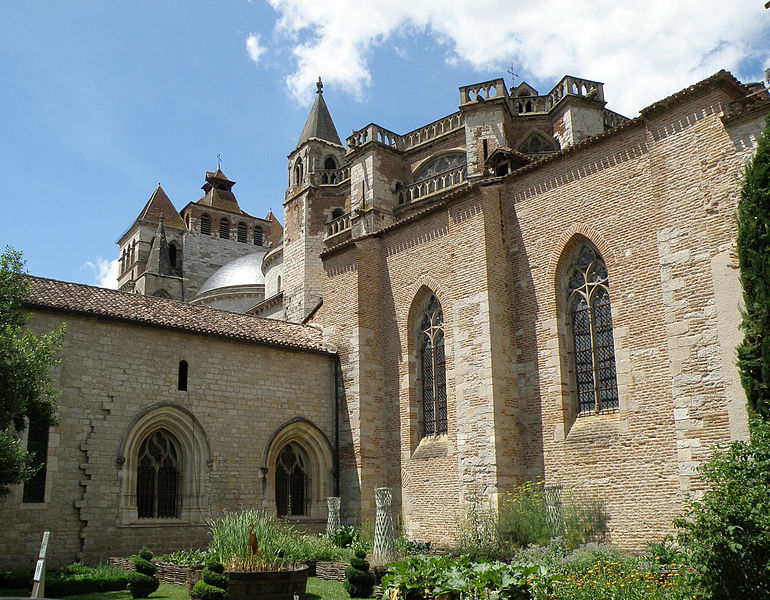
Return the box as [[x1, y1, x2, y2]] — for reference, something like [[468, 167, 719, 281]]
[[419, 295, 447, 436], [136, 430, 180, 518], [566, 245, 619, 415]]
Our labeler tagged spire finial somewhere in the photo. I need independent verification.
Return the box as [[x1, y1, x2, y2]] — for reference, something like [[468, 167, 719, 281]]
[[316, 77, 323, 94], [217, 153, 222, 169]]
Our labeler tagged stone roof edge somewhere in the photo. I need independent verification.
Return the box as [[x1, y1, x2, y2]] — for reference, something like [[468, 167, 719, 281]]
[[24, 276, 332, 356], [721, 96, 770, 125], [508, 71, 748, 180]]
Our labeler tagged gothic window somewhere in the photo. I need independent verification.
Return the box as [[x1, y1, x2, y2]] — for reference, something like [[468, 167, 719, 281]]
[[219, 218, 230, 239], [277, 275, 281, 291], [324, 156, 337, 170], [200, 213, 211, 236], [414, 152, 466, 182], [136, 429, 181, 519], [178, 360, 188, 391], [294, 158, 304, 186], [237, 222, 247, 243], [418, 294, 447, 436], [22, 419, 49, 503], [275, 443, 308, 516], [254, 227, 263, 246], [566, 244, 619, 415]]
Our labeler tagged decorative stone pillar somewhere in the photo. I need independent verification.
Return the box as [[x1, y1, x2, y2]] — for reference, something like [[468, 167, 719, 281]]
[[326, 496, 341, 536], [372, 487, 397, 565]]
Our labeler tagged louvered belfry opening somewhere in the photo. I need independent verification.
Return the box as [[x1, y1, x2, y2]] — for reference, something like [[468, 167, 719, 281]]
[[275, 443, 308, 517], [419, 294, 446, 436], [566, 244, 619, 415], [200, 213, 211, 236], [136, 429, 181, 518]]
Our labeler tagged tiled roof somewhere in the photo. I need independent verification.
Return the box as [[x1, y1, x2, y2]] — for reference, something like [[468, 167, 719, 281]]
[[24, 276, 330, 354], [135, 185, 187, 230], [297, 87, 342, 148]]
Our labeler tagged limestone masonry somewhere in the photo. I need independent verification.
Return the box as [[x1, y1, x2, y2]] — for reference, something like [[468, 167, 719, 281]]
[[2, 70, 769, 566]]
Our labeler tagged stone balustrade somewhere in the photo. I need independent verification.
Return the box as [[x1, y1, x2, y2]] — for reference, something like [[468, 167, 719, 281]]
[[603, 109, 630, 131], [548, 76, 605, 107], [325, 212, 352, 239], [396, 165, 466, 206], [459, 78, 508, 105], [347, 124, 404, 151], [317, 166, 351, 185], [402, 112, 463, 150]]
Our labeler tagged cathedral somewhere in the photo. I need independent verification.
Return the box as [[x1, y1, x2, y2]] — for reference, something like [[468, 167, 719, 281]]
[[2, 69, 769, 567]]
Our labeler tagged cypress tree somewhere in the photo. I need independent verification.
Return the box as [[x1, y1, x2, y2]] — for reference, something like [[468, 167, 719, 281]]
[[737, 114, 770, 422]]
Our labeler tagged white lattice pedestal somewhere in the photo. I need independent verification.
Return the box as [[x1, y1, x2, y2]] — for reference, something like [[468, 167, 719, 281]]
[[326, 496, 341, 536], [372, 487, 397, 565]]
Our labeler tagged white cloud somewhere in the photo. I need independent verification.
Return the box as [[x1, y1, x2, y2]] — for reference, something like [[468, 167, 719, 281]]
[[267, 0, 770, 115], [246, 33, 266, 64], [82, 258, 119, 289]]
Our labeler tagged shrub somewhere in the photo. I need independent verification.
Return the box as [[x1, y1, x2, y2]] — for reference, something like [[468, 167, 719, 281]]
[[159, 548, 212, 566], [193, 561, 229, 600], [344, 549, 375, 598], [0, 569, 32, 589], [45, 563, 130, 597], [675, 417, 770, 600], [126, 571, 160, 598], [128, 547, 160, 598]]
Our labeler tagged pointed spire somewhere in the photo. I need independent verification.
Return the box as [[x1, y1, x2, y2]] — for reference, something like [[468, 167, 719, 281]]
[[297, 77, 342, 148], [145, 213, 173, 276], [133, 184, 186, 229]]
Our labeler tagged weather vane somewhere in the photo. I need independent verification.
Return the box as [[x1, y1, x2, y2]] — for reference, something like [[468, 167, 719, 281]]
[[217, 153, 222, 168], [507, 62, 519, 88]]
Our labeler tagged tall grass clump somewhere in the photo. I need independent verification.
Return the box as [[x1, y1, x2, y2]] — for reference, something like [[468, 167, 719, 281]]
[[208, 509, 345, 571]]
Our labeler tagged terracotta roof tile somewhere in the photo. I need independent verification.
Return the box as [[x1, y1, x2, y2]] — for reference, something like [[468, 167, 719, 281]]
[[135, 185, 187, 230], [24, 276, 329, 354]]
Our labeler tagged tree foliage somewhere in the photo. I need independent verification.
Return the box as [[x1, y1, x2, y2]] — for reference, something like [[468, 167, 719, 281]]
[[737, 114, 770, 421], [0, 247, 64, 498]]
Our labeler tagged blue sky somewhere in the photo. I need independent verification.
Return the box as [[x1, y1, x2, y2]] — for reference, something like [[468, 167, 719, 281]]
[[2, 1, 769, 287]]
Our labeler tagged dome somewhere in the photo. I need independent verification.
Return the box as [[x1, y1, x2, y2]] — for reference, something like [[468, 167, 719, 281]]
[[196, 252, 266, 296]]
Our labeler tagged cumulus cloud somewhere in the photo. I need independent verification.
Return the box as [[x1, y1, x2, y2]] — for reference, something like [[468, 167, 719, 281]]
[[82, 258, 119, 289], [267, 0, 770, 115], [246, 33, 266, 64]]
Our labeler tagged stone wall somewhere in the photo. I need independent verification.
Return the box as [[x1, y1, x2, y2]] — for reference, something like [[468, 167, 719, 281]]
[[0, 310, 335, 568]]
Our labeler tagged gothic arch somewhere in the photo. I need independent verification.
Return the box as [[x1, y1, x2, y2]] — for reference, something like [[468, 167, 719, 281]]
[[261, 418, 334, 519], [117, 403, 211, 525], [518, 131, 558, 155], [412, 150, 466, 182]]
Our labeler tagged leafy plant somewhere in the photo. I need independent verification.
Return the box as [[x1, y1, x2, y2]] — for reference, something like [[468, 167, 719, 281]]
[[192, 561, 229, 600], [159, 548, 213, 566], [329, 525, 360, 548], [675, 417, 770, 600], [344, 549, 375, 598]]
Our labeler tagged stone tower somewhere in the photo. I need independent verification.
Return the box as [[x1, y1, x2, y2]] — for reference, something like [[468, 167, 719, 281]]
[[283, 78, 347, 322]]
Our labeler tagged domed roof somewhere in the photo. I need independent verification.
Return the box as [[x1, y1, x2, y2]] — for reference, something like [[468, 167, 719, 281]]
[[196, 251, 266, 297]]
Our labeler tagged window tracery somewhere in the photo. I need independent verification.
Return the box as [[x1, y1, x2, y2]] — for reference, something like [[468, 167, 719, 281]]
[[275, 443, 308, 516], [566, 244, 619, 415], [414, 152, 465, 182], [418, 294, 447, 436], [136, 429, 180, 518]]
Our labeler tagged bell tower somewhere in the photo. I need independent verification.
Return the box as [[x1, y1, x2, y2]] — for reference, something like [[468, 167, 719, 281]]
[[283, 78, 347, 322]]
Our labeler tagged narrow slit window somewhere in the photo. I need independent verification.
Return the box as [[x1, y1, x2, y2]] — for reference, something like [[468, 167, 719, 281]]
[[22, 419, 49, 503], [178, 360, 188, 391], [418, 294, 446, 436]]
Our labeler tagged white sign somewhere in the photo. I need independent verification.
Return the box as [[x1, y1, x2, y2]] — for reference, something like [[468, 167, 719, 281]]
[[39, 531, 50, 559], [34, 559, 44, 582]]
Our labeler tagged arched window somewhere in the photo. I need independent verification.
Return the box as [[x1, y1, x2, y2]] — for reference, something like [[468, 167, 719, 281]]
[[324, 156, 337, 170], [254, 227, 263, 246], [200, 214, 211, 236], [275, 443, 308, 516], [294, 158, 303, 186], [566, 244, 619, 415], [277, 275, 282, 291], [136, 429, 181, 519], [418, 294, 446, 436], [237, 222, 247, 243], [219, 218, 230, 239], [414, 152, 466, 182], [168, 243, 178, 268], [519, 132, 558, 155], [178, 360, 188, 391]]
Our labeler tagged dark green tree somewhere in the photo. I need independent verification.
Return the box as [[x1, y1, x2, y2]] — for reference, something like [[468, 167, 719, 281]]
[[737, 114, 770, 422], [0, 247, 64, 498]]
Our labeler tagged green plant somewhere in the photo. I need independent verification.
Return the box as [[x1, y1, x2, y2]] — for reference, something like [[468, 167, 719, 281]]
[[344, 549, 375, 598], [675, 416, 770, 600], [45, 563, 131, 597], [736, 113, 770, 421], [159, 548, 212, 566], [193, 561, 230, 600], [128, 547, 160, 598], [455, 496, 501, 559], [329, 525, 360, 548]]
